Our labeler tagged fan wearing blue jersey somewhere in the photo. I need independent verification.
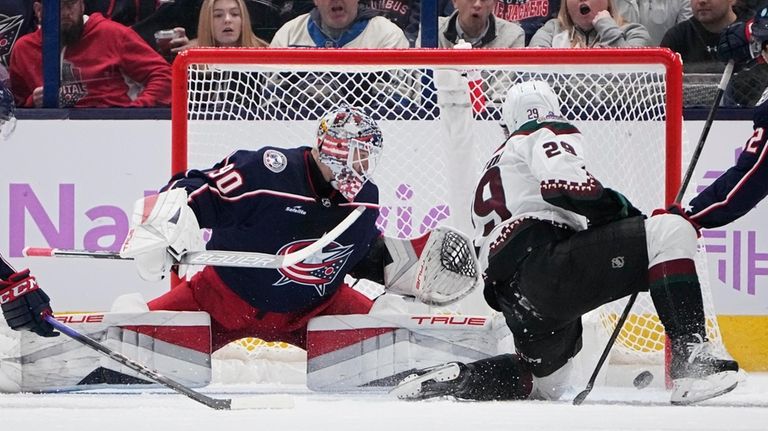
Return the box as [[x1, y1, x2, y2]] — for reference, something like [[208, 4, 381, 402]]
[[0, 76, 58, 338]]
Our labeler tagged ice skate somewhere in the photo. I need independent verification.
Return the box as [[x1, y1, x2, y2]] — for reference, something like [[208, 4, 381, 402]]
[[390, 362, 470, 400], [670, 335, 739, 405]]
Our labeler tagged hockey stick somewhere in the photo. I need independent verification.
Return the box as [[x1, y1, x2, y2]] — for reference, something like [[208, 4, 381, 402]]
[[573, 61, 736, 406], [24, 206, 365, 269], [676, 60, 735, 204], [572, 291, 637, 405], [44, 314, 294, 410]]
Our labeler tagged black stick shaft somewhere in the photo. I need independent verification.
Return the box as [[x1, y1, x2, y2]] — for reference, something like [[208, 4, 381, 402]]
[[676, 60, 735, 204], [573, 291, 638, 405]]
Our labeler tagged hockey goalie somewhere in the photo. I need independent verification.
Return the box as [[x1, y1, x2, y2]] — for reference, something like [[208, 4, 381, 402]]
[[1, 103, 486, 393]]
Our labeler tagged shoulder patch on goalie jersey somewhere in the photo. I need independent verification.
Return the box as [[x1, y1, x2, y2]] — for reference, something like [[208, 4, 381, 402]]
[[512, 121, 580, 137], [263, 149, 287, 173]]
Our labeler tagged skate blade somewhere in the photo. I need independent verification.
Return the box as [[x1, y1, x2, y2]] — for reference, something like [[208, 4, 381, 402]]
[[671, 371, 739, 405], [390, 363, 461, 400]]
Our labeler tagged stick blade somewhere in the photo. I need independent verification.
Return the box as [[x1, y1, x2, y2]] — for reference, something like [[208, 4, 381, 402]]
[[572, 389, 590, 405], [228, 394, 295, 410]]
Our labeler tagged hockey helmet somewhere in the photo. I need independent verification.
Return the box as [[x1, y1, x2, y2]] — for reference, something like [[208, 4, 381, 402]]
[[316, 105, 383, 201], [502, 80, 562, 133], [0, 81, 16, 140], [751, 7, 768, 59]]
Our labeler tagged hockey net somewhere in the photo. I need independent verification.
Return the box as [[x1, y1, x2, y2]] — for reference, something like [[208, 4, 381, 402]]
[[171, 48, 727, 383]]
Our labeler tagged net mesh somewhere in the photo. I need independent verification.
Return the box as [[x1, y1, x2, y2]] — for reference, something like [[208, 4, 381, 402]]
[[176, 49, 724, 369]]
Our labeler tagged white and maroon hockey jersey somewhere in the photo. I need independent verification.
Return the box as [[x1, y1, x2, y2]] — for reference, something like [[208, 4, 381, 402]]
[[472, 119, 633, 268]]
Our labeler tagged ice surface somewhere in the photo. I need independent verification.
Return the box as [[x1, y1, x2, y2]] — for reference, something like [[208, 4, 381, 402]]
[[1, 374, 767, 431]]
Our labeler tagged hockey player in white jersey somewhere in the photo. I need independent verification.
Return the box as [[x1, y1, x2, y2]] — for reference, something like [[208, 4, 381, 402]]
[[393, 80, 739, 405]]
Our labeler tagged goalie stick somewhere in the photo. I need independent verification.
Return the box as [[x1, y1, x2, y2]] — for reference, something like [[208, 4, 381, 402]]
[[24, 206, 365, 269], [573, 61, 736, 406], [44, 314, 293, 410]]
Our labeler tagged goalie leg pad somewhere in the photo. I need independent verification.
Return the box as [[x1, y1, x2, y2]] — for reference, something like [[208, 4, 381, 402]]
[[0, 311, 211, 392], [305, 313, 503, 392]]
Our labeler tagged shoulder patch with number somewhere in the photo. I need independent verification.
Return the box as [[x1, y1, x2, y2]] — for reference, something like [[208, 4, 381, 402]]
[[264, 149, 287, 173]]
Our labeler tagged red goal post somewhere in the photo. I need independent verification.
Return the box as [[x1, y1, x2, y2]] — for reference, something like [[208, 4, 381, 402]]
[[171, 48, 682, 203]]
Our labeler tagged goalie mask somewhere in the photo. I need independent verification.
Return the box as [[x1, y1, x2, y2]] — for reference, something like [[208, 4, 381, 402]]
[[502, 80, 561, 133], [316, 105, 383, 202], [0, 82, 16, 140]]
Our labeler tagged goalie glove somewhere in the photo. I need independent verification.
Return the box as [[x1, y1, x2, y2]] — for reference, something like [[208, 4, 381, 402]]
[[384, 227, 481, 306], [120, 189, 204, 281], [0, 269, 58, 337]]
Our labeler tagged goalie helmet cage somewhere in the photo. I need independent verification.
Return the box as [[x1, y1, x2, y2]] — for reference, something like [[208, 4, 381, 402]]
[[170, 48, 727, 385]]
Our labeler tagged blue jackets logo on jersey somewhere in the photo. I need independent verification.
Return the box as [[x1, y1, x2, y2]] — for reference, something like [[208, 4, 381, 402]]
[[274, 240, 354, 297]]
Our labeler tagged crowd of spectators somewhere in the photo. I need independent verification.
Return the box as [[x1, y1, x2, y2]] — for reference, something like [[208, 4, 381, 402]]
[[1, 0, 767, 108]]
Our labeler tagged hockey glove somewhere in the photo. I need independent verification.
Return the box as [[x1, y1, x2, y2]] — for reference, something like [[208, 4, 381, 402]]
[[120, 189, 203, 281], [588, 190, 644, 227], [0, 269, 58, 337], [717, 20, 759, 70], [383, 227, 481, 306], [651, 203, 702, 237]]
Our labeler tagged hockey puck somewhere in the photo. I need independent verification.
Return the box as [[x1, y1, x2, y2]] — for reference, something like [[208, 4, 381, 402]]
[[633, 370, 653, 389]]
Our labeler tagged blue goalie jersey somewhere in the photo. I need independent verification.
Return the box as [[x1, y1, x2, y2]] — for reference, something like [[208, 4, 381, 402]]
[[162, 146, 380, 313]]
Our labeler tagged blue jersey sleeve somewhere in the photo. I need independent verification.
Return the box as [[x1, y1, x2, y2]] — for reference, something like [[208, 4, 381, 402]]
[[160, 149, 289, 229], [688, 102, 768, 229]]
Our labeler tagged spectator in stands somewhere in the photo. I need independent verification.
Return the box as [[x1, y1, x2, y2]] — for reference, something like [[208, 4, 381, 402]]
[[529, 0, 650, 47], [0, 0, 37, 67], [168, 0, 269, 54], [493, 0, 561, 45], [367, 0, 421, 46], [422, 0, 525, 48], [660, 0, 738, 70], [84, 0, 158, 26], [616, 0, 692, 45], [132, 0, 281, 54], [661, 0, 768, 106], [9, 0, 171, 108], [270, 0, 409, 47], [289, 0, 432, 46]]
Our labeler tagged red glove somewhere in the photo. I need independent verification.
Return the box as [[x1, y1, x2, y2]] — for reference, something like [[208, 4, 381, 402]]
[[651, 203, 702, 237], [0, 269, 58, 337]]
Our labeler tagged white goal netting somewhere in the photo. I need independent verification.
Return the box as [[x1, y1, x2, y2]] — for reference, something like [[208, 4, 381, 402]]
[[173, 48, 726, 377]]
